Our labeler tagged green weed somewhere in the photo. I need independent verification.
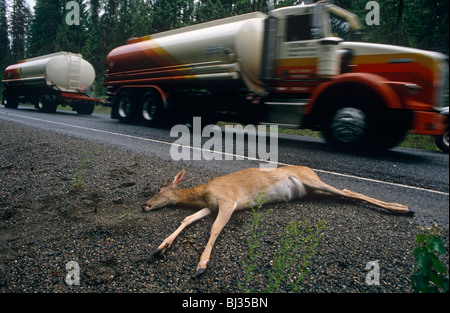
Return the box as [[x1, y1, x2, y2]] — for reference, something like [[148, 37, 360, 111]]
[[239, 192, 326, 293], [412, 223, 449, 293], [265, 219, 326, 293], [70, 149, 96, 191]]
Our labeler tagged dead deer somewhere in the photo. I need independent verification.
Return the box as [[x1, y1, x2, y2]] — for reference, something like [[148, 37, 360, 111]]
[[143, 166, 413, 277]]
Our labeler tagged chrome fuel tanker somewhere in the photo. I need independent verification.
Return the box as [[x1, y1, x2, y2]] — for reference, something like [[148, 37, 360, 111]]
[[104, 2, 448, 150], [2, 52, 102, 114]]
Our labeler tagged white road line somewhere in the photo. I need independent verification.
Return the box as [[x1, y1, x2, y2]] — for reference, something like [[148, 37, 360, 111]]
[[3, 112, 449, 196]]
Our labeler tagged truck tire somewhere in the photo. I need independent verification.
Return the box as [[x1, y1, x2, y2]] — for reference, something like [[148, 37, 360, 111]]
[[2, 90, 19, 109], [322, 95, 407, 151], [38, 92, 57, 113], [435, 126, 449, 153], [141, 91, 164, 126], [76, 102, 95, 115], [116, 91, 137, 124]]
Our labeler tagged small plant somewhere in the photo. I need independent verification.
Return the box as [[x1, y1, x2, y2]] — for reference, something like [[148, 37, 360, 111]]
[[70, 149, 96, 191], [120, 212, 131, 219], [411, 223, 449, 293], [265, 219, 326, 293], [239, 192, 326, 293], [240, 192, 273, 293]]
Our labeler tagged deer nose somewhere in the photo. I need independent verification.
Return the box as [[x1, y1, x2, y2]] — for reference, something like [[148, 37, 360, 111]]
[[142, 204, 151, 212]]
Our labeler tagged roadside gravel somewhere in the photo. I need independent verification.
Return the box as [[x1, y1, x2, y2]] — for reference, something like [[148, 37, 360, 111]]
[[0, 119, 448, 293]]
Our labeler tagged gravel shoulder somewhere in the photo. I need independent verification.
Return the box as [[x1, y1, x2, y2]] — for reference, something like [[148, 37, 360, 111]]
[[0, 119, 448, 293]]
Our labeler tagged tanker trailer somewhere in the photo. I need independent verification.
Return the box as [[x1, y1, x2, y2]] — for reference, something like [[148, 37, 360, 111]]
[[104, 12, 267, 124], [2, 52, 102, 114]]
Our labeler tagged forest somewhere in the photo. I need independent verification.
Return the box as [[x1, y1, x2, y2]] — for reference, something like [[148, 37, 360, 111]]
[[1, 0, 449, 95]]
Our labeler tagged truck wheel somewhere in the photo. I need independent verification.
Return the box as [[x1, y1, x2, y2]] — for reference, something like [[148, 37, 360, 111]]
[[76, 102, 95, 115], [323, 105, 370, 149], [141, 91, 164, 126], [38, 92, 57, 113], [2, 90, 19, 109], [435, 126, 449, 153], [116, 91, 137, 123]]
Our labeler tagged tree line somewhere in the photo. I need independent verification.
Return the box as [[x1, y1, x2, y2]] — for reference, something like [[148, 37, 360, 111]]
[[1, 0, 448, 94]]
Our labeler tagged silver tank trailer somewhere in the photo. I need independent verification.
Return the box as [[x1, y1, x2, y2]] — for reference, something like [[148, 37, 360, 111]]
[[4, 52, 95, 92]]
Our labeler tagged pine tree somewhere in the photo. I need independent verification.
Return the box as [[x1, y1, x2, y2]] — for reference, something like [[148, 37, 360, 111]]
[[129, 0, 153, 37], [82, 0, 102, 71], [0, 0, 10, 70], [27, 0, 62, 57], [100, 0, 119, 53], [112, 0, 133, 44], [150, 0, 196, 32], [9, 0, 30, 61]]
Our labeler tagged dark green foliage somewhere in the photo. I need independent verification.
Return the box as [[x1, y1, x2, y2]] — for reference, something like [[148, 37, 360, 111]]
[[412, 224, 449, 293], [0, 0, 10, 71], [1, 0, 448, 96], [7, 0, 31, 61]]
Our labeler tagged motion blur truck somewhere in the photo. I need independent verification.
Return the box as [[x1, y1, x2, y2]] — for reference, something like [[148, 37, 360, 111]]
[[104, 2, 448, 149], [2, 52, 102, 115]]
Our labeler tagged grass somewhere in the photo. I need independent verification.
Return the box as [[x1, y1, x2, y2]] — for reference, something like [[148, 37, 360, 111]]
[[399, 134, 441, 152], [70, 149, 96, 191]]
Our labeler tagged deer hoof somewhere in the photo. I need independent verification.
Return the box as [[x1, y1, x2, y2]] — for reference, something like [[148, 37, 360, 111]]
[[152, 242, 169, 257], [194, 268, 207, 277], [152, 248, 164, 258], [406, 207, 415, 216]]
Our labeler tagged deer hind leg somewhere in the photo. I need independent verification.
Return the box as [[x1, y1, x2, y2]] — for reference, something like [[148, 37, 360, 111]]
[[304, 180, 413, 215], [153, 208, 211, 257], [195, 202, 236, 277]]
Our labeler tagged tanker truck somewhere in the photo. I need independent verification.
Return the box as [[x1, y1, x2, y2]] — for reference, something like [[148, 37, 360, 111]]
[[104, 2, 448, 150], [2, 52, 102, 115]]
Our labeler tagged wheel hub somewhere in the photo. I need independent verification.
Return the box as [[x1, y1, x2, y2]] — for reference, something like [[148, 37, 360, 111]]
[[142, 99, 157, 121], [118, 98, 131, 118], [443, 129, 449, 148], [331, 107, 368, 143]]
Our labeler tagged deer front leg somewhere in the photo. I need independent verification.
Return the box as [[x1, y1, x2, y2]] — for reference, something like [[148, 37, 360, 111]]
[[195, 203, 236, 277], [153, 208, 211, 257]]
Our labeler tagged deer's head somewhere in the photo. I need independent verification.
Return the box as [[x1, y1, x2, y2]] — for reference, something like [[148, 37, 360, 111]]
[[142, 169, 185, 212]]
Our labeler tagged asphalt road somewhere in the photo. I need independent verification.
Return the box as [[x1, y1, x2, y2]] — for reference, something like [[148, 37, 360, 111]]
[[1, 106, 448, 228]]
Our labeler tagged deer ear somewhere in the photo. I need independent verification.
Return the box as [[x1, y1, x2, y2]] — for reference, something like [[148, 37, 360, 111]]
[[172, 169, 185, 186]]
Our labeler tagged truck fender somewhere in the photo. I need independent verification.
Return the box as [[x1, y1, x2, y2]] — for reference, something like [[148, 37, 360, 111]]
[[305, 72, 403, 116]]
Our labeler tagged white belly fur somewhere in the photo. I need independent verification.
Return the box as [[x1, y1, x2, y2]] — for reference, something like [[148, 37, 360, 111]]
[[263, 175, 307, 203]]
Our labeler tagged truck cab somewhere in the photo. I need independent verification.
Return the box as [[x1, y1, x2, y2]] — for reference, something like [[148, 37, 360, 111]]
[[260, 3, 447, 149]]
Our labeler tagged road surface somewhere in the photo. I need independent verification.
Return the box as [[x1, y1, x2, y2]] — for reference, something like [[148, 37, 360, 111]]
[[1, 106, 448, 228]]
